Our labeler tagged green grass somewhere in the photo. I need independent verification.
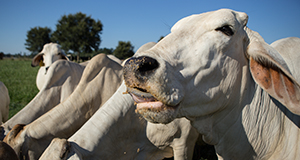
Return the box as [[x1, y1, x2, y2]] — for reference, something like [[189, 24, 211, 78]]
[[0, 58, 39, 118]]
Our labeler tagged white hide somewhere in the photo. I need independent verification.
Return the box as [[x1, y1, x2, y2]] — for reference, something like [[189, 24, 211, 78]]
[[123, 9, 300, 159]]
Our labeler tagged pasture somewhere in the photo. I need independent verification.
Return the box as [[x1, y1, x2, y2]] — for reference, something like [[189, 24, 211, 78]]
[[0, 58, 39, 118]]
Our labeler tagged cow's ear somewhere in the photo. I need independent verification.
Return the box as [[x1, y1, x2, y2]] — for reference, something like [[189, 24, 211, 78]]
[[3, 124, 26, 143], [31, 53, 44, 67], [246, 28, 300, 115]]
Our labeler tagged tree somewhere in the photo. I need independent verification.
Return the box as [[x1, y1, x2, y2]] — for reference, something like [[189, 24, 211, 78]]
[[51, 12, 103, 61], [25, 27, 52, 55], [113, 41, 134, 59], [0, 52, 4, 60], [98, 47, 114, 55]]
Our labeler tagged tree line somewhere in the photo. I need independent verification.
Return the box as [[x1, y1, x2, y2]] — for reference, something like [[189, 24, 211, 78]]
[[24, 12, 135, 61]]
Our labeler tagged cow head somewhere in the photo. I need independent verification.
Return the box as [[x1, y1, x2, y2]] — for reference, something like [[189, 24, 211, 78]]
[[31, 43, 69, 69], [123, 9, 300, 124]]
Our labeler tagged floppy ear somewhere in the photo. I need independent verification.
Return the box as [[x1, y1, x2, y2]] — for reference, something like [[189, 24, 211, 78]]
[[3, 124, 25, 142], [246, 28, 300, 115], [31, 53, 44, 67]]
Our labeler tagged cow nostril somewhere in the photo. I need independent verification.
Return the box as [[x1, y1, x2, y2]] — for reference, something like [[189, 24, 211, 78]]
[[123, 56, 159, 82], [137, 56, 159, 74]]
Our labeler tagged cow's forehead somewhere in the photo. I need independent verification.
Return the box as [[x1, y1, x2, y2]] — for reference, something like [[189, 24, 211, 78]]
[[42, 43, 61, 54], [171, 9, 248, 33]]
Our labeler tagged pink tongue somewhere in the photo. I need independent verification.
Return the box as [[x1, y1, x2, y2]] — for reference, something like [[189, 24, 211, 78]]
[[136, 101, 164, 110]]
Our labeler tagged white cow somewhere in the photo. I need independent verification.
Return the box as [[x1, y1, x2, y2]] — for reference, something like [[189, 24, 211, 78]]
[[0, 60, 85, 139], [0, 81, 9, 123], [123, 9, 300, 159], [4, 54, 123, 160], [31, 43, 69, 90], [39, 82, 199, 160]]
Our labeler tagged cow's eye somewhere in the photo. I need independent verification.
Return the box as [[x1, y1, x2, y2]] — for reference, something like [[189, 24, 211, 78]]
[[215, 25, 234, 36]]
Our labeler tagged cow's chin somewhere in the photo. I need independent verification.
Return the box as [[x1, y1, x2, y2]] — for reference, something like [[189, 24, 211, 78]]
[[135, 103, 177, 124]]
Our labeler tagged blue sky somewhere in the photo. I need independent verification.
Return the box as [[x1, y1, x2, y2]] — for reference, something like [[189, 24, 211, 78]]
[[0, 0, 299, 54]]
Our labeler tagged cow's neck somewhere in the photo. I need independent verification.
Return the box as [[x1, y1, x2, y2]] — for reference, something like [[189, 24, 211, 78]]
[[68, 84, 169, 159], [241, 86, 300, 159], [194, 83, 300, 159], [239, 86, 284, 159]]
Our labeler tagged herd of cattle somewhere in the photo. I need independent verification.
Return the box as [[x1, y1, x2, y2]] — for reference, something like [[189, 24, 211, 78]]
[[0, 9, 300, 160]]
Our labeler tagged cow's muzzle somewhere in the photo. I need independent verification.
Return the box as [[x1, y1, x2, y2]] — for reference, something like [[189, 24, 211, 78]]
[[123, 56, 159, 89]]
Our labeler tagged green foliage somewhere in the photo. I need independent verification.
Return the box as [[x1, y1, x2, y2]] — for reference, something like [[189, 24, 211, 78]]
[[25, 27, 52, 55], [98, 47, 114, 55], [51, 12, 103, 61], [113, 41, 134, 59], [0, 59, 39, 118]]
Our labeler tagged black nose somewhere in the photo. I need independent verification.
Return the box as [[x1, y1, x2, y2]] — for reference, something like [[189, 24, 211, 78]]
[[123, 56, 159, 80]]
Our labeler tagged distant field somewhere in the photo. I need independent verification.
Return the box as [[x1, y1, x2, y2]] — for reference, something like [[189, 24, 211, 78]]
[[0, 58, 39, 118]]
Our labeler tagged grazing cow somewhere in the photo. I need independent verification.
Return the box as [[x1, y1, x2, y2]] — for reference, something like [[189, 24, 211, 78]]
[[0, 81, 9, 123], [0, 60, 85, 140], [39, 82, 199, 160], [123, 9, 300, 159], [4, 54, 123, 160], [31, 43, 69, 90]]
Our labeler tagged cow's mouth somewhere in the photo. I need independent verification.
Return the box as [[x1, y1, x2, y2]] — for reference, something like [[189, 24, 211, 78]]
[[126, 87, 178, 124], [128, 87, 161, 107]]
